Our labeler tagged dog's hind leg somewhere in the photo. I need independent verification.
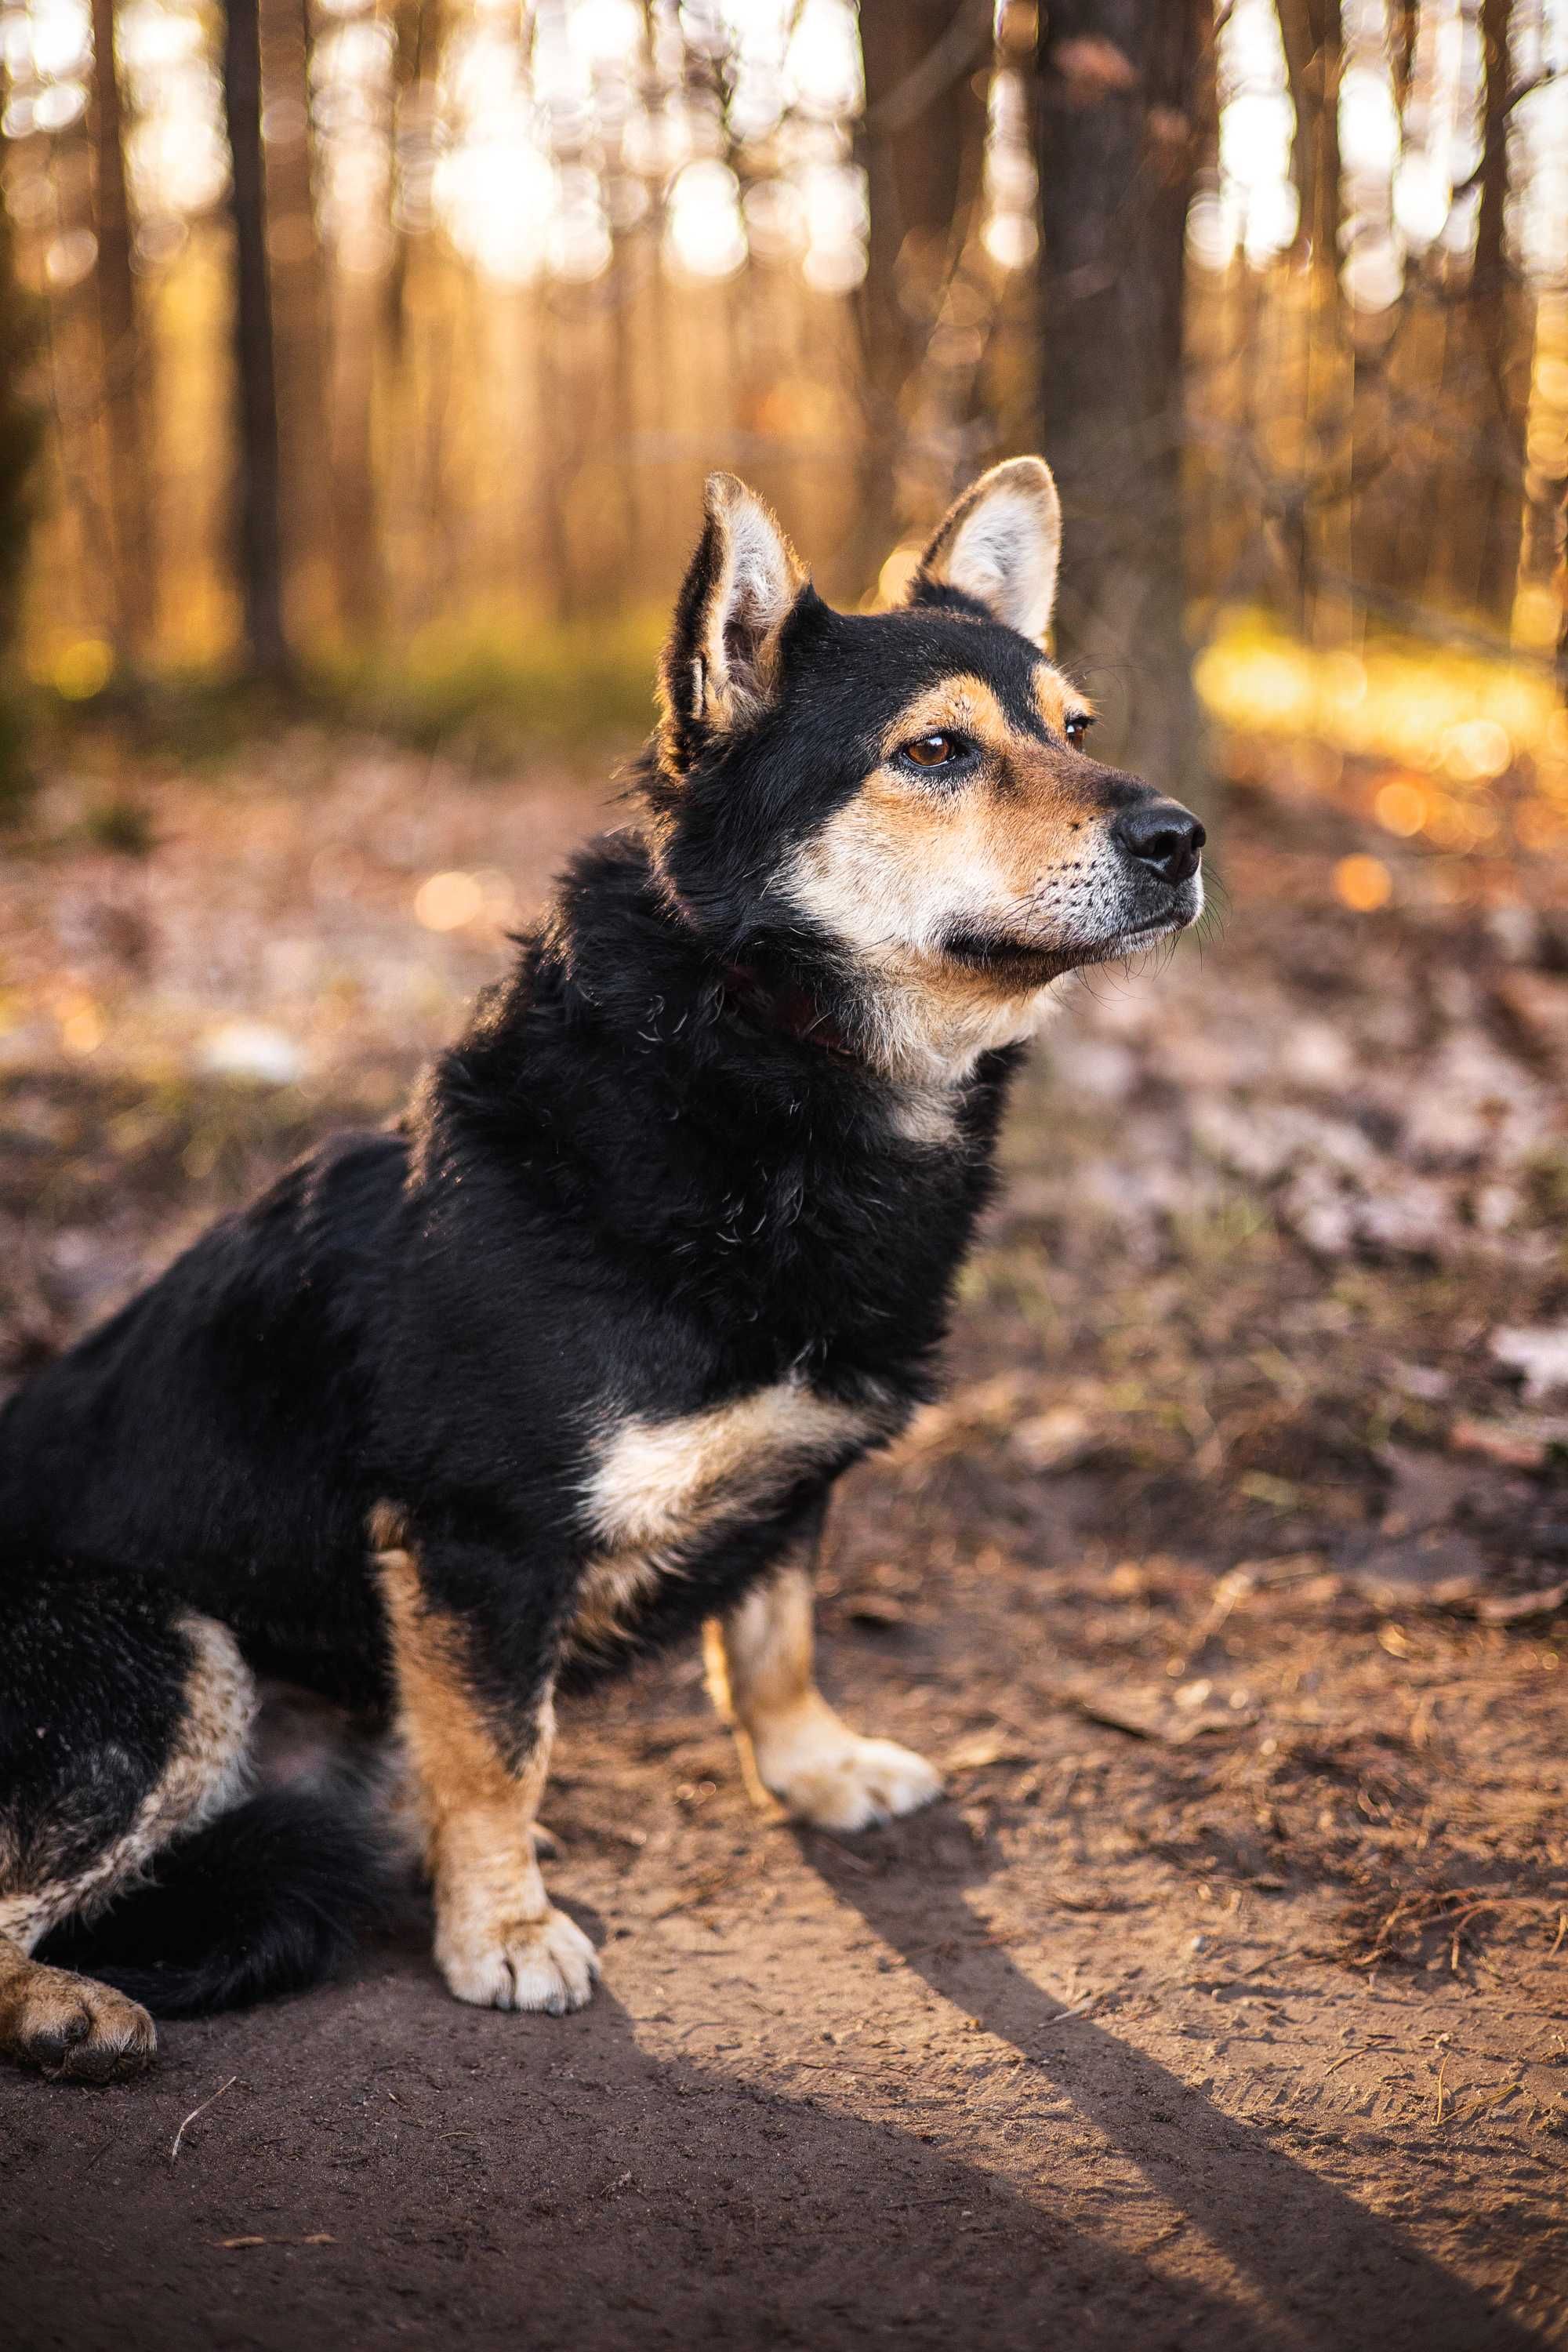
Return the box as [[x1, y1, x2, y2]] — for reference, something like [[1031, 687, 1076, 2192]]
[[705, 1522, 943, 1835], [0, 1573, 255, 2080], [370, 1509, 597, 2016]]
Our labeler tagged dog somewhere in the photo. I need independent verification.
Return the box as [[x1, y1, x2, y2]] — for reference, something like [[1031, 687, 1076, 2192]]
[[0, 458, 1203, 2078]]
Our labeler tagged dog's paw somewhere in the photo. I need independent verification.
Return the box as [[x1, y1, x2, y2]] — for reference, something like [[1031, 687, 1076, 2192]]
[[753, 1719, 944, 1834], [1, 1965, 157, 2083], [437, 1906, 600, 2015]]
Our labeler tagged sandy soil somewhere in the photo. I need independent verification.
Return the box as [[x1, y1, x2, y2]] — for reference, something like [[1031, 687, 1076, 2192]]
[[1, 742, 1565, 2349]]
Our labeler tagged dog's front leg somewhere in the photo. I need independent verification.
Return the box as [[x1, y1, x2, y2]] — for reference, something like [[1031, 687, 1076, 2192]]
[[705, 1526, 943, 1835], [372, 1512, 597, 2014]]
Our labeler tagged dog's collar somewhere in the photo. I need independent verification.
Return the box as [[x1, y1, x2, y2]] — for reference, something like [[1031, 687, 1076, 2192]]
[[656, 873, 860, 1062], [718, 960, 859, 1062]]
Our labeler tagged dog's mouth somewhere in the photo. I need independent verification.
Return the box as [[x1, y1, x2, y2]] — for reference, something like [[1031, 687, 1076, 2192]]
[[941, 931, 1073, 985], [942, 897, 1200, 985]]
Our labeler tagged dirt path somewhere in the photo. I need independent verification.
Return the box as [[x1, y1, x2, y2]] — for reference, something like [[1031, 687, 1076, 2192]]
[[2, 747, 1565, 2347]]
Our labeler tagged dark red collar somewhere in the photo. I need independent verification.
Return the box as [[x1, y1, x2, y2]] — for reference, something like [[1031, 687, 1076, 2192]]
[[719, 960, 860, 1062], [656, 874, 861, 1062]]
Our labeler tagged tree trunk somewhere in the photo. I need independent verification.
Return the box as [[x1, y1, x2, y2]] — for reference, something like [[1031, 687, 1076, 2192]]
[[1472, 0, 1523, 622], [1276, 0, 1341, 277], [385, 0, 445, 360], [1034, 0, 1207, 799], [260, 0, 335, 643], [854, 0, 991, 586], [89, 0, 157, 669], [221, 0, 290, 680], [0, 136, 44, 793]]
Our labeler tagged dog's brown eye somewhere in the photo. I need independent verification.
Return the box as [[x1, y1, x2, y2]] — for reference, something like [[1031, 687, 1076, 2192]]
[[905, 732, 959, 767], [1065, 713, 1094, 749]]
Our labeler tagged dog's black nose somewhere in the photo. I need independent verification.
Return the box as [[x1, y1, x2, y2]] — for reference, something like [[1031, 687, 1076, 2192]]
[[1114, 800, 1205, 884]]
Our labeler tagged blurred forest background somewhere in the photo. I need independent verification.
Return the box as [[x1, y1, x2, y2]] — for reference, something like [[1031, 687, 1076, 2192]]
[[0, 0, 1564, 826], [4, 18, 1568, 2322]]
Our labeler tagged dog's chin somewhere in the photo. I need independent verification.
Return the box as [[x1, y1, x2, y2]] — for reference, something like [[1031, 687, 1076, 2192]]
[[942, 896, 1200, 986], [1074, 906, 1196, 971]]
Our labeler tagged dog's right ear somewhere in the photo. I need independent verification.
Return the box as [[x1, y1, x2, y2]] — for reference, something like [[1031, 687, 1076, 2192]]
[[658, 474, 806, 771], [906, 456, 1062, 643]]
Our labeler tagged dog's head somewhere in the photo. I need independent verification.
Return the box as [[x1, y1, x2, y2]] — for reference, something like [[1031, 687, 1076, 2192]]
[[646, 459, 1203, 1081]]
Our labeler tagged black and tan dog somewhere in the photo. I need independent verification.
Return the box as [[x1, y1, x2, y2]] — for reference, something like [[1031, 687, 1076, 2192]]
[[0, 459, 1203, 2078]]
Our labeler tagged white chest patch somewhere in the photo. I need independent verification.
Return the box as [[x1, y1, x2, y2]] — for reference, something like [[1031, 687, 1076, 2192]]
[[568, 1379, 887, 1658], [583, 1380, 882, 1555]]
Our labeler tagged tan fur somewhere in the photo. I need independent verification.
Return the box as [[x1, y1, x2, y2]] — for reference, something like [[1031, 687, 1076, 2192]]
[[568, 1381, 891, 1661], [582, 1381, 883, 1555], [373, 1523, 597, 2013], [1033, 667, 1087, 737], [705, 1561, 942, 1834], [786, 666, 1102, 1084], [876, 677, 1018, 765], [567, 1552, 670, 1659], [0, 1613, 255, 1954], [0, 1934, 157, 2082]]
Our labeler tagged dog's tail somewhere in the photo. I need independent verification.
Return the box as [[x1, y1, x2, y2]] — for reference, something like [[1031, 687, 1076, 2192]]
[[38, 1786, 395, 2018]]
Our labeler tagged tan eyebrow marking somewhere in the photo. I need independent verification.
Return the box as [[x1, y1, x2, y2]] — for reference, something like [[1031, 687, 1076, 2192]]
[[877, 676, 1014, 766], [1033, 666, 1092, 737]]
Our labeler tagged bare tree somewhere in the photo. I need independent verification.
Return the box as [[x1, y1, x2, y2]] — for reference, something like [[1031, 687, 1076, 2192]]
[[260, 0, 336, 642], [1276, 0, 1341, 276], [386, 0, 445, 358], [221, 0, 290, 679], [855, 0, 992, 585], [1035, 0, 1210, 797], [89, 0, 157, 669], [0, 135, 43, 790], [1470, 0, 1525, 619]]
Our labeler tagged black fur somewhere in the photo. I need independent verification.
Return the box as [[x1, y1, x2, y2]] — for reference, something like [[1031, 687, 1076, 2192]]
[[0, 495, 1200, 2018], [38, 1788, 394, 2016], [0, 1573, 197, 1889]]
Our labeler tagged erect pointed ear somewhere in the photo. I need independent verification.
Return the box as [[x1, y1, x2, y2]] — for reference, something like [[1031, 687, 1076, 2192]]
[[907, 456, 1062, 643], [658, 474, 807, 768]]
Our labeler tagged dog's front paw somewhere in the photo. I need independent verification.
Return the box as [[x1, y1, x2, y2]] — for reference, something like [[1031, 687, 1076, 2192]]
[[0, 1965, 157, 2082], [437, 1906, 600, 2015], [753, 1711, 944, 1834]]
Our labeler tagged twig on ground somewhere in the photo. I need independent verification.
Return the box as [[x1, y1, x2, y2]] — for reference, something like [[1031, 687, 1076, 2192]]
[[170, 2075, 237, 2163]]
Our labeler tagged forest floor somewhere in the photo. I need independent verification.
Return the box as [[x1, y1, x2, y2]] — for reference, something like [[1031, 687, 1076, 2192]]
[[1, 735, 1566, 2350]]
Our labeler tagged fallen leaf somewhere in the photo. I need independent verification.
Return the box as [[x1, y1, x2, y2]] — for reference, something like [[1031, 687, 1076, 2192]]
[[1474, 1582, 1568, 1624], [214, 2234, 338, 2250], [946, 1733, 1033, 1773], [1449, 1417, 1566, 1471], [844, 1593, 908, 1629], [1011, 1406, 1096, 1472], [1055, 1682, 1256, 1744], [1491, 1326, 1568, 1403], [1340, 1529, 1489, 1609]]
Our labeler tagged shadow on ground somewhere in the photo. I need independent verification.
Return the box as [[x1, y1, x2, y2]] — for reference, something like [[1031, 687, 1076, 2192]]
[[804, 1826, 1541, 2352], [0, 1849, 1543, 2352]]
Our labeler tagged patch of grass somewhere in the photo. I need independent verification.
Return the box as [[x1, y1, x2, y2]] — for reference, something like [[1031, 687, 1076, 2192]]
[[1523, 1147, 1568, 1243], [1168, 1191, 1274, 1267], [322, 608, 663, 765], [15, 608, 667, 783], [82, 793, 157, 855]]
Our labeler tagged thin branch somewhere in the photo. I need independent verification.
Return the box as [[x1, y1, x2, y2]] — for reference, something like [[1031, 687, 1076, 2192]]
[[169, 2075, 238, 2163]]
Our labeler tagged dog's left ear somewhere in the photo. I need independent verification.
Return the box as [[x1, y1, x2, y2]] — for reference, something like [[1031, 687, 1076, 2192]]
[[659, 474, 806, 768], [906, 456, 1062, 643]]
